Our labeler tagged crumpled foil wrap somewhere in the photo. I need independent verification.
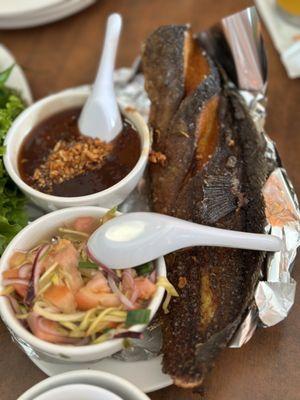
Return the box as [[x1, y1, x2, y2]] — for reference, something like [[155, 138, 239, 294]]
[[111, 6, 299, 359]]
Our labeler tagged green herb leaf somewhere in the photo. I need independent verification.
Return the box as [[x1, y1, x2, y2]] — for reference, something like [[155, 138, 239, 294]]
[[122, 338, 132, 349], [0, 65, 27, 256], [125, 309, 151, 328], [0, 65, 14, 87], [78, 261, 99, 269], [136, 262, 153, 276], [102, 328, 112, 334], [100, 206, 117, 225]]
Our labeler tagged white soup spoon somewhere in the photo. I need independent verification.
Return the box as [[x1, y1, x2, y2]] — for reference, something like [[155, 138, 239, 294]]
[[78, 13, 123, 141], [87, 212, 282, 269]]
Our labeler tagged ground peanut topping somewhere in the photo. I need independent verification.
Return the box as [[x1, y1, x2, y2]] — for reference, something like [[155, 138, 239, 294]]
[[149, 150, 167, 166], [32, 137, 113, 192]]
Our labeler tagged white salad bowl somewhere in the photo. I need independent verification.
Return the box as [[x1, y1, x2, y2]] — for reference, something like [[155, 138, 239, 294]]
[[0, 207, 166, 363], [4, 86, 150, 212]]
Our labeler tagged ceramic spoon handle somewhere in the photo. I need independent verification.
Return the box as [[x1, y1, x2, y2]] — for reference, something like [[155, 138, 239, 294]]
[[87, 212, 282, 269], [93, 13, 122, 93]]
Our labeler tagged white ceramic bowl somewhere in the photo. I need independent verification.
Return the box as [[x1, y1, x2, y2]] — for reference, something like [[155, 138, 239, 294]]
[[4, 86, 150, 212], [18, 370, 150, 400], [34, 383, 123, 400], [0, 207, 166, 363]]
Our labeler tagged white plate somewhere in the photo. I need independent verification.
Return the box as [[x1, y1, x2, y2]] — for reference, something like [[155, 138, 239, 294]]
[[0, 44, 33, 104], [0, 0, 96, 29], [34, 383, 123, 400], [0, 0, 64, 16], [31, 355, 172, 393], [18, 370, 151, 400]]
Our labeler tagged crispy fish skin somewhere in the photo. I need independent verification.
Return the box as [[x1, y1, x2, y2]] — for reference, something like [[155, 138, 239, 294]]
[[142, 25, 188, 135], [143, 25, 268, 388], [143, 25, 220, 214], [162, 93, 267, 387]]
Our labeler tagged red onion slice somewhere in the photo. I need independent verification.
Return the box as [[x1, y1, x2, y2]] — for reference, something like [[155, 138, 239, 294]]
[[122, 270, 139, 304], [108, 275, 135, 310], [122, 269, 135, 289], [37, 317, 62, 336], [75, 337, 90, 346], [7, 295, 21, 314], [27, 313, 81, 345], [12, 249, 27, 254], [130, 288, 139, 304], [113, 331, 143, 339], [18, 263, 33, 279], [87, 248, 119, 281], [38, 318, 79, 344], [2, 279, 29, 286], [149, 270, 157, 283], [25, 244, 49, 305], [33, 245, 50, 294]]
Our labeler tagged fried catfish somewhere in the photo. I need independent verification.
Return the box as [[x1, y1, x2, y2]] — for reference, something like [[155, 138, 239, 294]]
[[142, 25, 268, 388]]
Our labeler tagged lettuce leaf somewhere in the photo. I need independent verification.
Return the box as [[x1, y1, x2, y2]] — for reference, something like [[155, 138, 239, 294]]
[[0, 66, 27, 256]]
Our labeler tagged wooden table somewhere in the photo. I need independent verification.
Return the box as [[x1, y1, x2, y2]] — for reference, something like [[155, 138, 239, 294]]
[[0, 1, 299, 399]]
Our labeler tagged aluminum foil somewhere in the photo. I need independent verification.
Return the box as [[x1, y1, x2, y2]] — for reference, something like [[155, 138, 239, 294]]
[[201, 7, 299, 345], [111, 6, 299, 357]]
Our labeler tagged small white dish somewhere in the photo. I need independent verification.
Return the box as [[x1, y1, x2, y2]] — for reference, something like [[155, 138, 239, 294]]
[[31, 355, 172, 394], [0, 207, 166, 364], [4, 85, 150, 212], [18, 370, 151, 400], [34, 383, 123, 400]]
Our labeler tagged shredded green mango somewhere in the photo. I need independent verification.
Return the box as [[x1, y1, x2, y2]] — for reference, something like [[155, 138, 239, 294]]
[[100, 206, 117, 225], [156, 276, 179, 314]]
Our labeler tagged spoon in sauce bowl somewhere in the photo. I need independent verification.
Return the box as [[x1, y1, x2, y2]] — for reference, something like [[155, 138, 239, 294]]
[[78, 13, 123, 142], [87, 212, 283, 269]]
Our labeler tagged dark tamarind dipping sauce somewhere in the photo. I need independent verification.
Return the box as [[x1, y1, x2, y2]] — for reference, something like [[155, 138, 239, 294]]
[[18, 107, 141, 197]]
